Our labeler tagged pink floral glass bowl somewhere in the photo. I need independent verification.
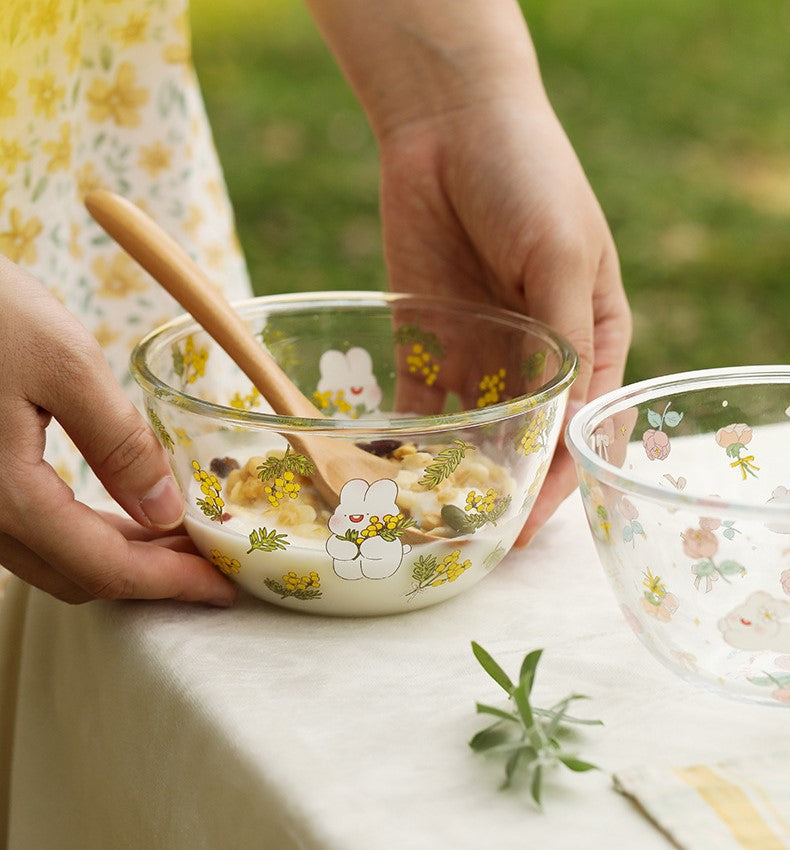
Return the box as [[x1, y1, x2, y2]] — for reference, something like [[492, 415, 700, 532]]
[[131, 291, 576, 617], [566, 366, 790, 705]]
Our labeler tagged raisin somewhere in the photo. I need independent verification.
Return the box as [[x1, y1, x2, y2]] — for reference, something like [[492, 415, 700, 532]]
[[355, 439, 403, 457], [210, 456, 240, 478]]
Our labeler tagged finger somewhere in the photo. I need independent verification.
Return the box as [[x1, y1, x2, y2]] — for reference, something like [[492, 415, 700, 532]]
[[0, 531, 92, 604], [515, 241, 631, 541], [97, 511, 199, 551], [515, 441, 578, 547], [587, 246, 632, 403], [99, 512, 201, 554], [29, 327, 184, 531], [8, 465, 237, 605]]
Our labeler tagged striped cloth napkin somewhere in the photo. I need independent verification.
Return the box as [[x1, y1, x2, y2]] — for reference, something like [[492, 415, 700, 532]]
[[613, 753, 790, 849]]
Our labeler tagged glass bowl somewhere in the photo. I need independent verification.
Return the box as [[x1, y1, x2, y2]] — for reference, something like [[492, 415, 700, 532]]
[[566, 366, 790, 704], [131, 291, 577, 616]]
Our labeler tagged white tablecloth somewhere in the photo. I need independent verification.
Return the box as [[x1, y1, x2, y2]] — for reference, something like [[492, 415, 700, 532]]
[[0, 493, 786, 850]]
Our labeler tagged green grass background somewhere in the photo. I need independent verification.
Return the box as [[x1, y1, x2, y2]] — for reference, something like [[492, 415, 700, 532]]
[[190, 0, 790, 384]]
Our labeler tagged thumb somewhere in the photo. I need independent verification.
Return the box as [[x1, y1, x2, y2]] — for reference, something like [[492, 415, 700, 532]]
[[38, 343, 185, 529]]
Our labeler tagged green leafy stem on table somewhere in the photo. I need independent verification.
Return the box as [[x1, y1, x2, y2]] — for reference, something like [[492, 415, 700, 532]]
[[469, 642, 602, 808]]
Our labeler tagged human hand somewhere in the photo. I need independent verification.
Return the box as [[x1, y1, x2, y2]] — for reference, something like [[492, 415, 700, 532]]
[[0, 256, 237, 605], [378, 97, 631, 543]]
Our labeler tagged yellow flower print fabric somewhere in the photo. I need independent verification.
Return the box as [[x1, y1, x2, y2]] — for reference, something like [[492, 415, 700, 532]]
[[1, 0, 251, 505]]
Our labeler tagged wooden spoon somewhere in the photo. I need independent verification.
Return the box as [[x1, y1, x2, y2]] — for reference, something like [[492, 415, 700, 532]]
[[85, 190, 430, 540]]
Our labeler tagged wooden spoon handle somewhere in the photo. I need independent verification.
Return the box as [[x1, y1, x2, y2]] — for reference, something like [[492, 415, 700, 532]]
[[85, 189, 322, 420]]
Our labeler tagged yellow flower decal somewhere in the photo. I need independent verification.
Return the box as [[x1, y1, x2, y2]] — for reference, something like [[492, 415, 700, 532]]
[[0, 70, 18, 119], [264, 571, 322, 600], [515, 406, 556, 456], [0, 208, 43, 264], [465, 488, 498, 514], [263, 471, 300, 507], [406, 343, 440, 386], [476, 369, 506, 408], [394, 324, 444, 387], [138, 141, 172, 177], [43, 123, 72, 173], [209, 549, 240, 576], [29, 71, 65, 120], [441, 488, 511, 534], [313, 389, 353, 416], [92, 251, 148, 298], [192, 460, 225, 522], [172, 334, 209, 386], [407, 550, 472, 598], [229, 386, 261, 410], [285, 571, 319, 592], [354, 513, 411, 544], [87, 62, 149, 128], [255, 448, 314, 507]]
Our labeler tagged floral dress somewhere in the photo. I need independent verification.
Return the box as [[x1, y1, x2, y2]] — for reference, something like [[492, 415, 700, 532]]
[[1, 0, 251, 509]]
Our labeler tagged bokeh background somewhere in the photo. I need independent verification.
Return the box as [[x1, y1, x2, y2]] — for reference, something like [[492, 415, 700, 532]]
[[190, 0, 790, 384]]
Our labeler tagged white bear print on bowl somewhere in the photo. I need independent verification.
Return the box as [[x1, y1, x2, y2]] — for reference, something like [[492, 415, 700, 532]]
[[326, 479, 412, 580]]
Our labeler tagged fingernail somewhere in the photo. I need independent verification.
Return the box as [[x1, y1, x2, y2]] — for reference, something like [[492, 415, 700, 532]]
[[140, 476, 184, 529]]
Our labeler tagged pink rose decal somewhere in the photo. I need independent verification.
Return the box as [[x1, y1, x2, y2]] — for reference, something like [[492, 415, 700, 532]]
[[716, 422, 759, 479], [682, 527, 718, 559], [641, 592, 678, 622], [620, 497, 645, 546], [683, 524, 746, 592], [715, 423, 753, 449], [641, 568, 678, 622], [619, 497, 639, 521], [643, 429, 671, 461], [642, 402, 683, 461]]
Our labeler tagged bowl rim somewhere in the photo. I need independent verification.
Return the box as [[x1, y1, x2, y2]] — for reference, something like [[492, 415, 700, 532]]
[[130, 290, 578, 436], [565, 364, 790, 517]]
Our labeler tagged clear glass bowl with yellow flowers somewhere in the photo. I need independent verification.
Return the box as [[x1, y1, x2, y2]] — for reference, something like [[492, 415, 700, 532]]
[[131, 291, 576, 615]]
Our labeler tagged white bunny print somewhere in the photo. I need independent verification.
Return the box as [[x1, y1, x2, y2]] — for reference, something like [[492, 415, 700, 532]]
[[315, 347, 382, 418], [326, 479, 412, 580]]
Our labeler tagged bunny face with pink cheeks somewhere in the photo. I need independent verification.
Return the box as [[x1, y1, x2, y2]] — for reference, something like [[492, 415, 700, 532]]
[[316, 347, 382, 417], [718, 591, 790, 651], [326, 478, 411, 580]]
